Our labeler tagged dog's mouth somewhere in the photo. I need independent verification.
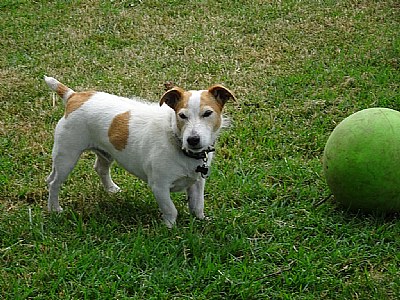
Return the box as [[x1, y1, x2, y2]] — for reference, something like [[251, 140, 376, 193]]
[[182, 133, 214, 155], [183, 146, 204, 153], [182, 145, 215, 160]]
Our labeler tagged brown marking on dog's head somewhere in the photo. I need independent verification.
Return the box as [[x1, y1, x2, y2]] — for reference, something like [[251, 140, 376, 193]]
[[159, 87, 193, 132], [199, 91, 223, 130], [108, 111, 131, 151], [64, 91, 95, 118], [199, 85, 235, 130], [200, 91, 224, 113]]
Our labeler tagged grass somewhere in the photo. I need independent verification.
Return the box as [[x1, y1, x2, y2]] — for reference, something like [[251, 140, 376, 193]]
[[1, 0, 399, 298]]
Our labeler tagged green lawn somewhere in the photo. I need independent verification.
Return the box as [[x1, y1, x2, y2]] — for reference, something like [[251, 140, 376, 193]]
[[1, 0, 400, 298]]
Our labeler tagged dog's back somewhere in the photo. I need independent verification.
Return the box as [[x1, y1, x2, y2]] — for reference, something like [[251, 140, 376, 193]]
[[45, 76, 175, 179]]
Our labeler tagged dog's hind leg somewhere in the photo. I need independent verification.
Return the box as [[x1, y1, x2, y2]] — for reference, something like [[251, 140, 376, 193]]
[[47, 149, 82, 212], [93, 151, 121, 193]]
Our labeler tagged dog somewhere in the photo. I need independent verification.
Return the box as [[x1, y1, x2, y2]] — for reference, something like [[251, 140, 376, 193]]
[[44, 76, 235, 227]]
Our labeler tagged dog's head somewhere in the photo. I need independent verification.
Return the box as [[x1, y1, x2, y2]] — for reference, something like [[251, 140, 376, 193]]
[[160, 85, 235, 153]]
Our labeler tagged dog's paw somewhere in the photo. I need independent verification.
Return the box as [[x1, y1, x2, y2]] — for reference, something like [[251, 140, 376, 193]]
[[164, 221, 175, 229], [162, 215, 177, 229], [194, 214, 212, 222], [189, 209, 205, 220], [198, 212, 206, 219], [106, 185, 121, 194], [48, 206, 63, 213]]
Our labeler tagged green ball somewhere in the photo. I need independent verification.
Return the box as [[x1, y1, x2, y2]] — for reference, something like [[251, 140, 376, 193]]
[[323, 108, 400, 213]]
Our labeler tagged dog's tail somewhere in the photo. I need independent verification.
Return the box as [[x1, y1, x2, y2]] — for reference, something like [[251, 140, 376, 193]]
[[44, 76, 75, 104]]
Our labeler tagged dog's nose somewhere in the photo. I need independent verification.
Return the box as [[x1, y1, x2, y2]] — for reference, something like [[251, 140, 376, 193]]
[[187, 135, 201, 147]]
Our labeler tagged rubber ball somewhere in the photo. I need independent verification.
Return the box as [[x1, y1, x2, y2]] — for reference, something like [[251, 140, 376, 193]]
[[323, 108, 400, 213]]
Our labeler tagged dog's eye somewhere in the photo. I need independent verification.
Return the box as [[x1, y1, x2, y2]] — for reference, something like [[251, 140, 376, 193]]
[[202, 110, 213, 118], [178, 112, 188, 120]]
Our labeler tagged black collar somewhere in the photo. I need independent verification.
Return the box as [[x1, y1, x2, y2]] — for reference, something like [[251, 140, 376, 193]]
[[172, 132, 215, 178], [182, 146, 215, 178]]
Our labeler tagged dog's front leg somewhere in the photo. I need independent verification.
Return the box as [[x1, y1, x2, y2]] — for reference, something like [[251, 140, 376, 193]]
[[151, 185, 178, 228], [187, 178, 205, 219]]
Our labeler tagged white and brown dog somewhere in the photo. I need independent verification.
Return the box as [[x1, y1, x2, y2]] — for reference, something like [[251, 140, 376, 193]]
[[44, 76, 235, 227]]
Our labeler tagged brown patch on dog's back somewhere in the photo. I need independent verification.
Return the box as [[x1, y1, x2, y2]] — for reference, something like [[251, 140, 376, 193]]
[[108, 111, 131, 151], [65, 91, 95, 118]]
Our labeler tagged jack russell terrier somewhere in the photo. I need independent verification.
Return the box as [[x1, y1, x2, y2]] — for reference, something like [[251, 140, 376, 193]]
[[44, 76, 235, 227]]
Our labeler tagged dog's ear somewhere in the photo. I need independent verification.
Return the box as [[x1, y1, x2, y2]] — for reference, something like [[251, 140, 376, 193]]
[[159, 87, 185, 110], [208, 85, 236, 107]]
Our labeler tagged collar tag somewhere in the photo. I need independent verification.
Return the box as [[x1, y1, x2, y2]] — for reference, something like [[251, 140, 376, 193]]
[[182, 147, 214, 178], [196, 164, 209, 178]]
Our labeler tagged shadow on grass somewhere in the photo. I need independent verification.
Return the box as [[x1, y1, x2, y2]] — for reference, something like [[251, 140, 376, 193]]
[[67, 189, 163, 230], [12, 188, 162, 233], [315, 195, 400, 223]]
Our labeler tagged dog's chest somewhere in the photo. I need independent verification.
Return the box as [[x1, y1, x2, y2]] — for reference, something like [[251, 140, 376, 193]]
[[170, 175, 199, 192]]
